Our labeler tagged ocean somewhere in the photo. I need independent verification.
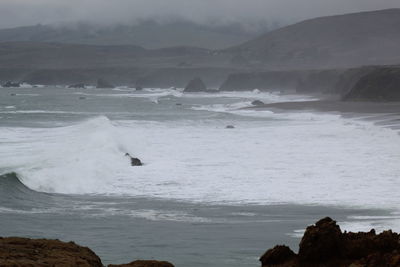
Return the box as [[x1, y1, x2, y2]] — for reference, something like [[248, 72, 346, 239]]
[[0, 86, 399, 266]]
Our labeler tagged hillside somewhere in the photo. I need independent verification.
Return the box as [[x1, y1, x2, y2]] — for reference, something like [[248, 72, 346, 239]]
[[0, 21, 267, 50], [227, 9, 400, 70]]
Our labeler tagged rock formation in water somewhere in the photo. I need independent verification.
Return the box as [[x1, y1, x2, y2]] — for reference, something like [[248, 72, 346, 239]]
[[251, 100, 265, 106], [0, 237, 175, 267], [260, 217, 400, 267], [68, 83, 86, 89], [2, 81, 21, 88], [97, 78, 115, 89], [184, 78, 207, 92], [125, 153, 143, 166], [343, 67, 400, 101]]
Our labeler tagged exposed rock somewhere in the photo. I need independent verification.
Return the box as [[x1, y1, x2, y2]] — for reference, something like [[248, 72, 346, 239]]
[[260, 217, 400, 267], [108, 260, 174, 267], [184, 78, 207, 92], [135, 85, 143, 91], [79, 96, 87, 100], [343, 67, 400, 101], [0, 237, 103, 267], [251, 100, 265, 106], [125, 153, 143, 166], [68, 83, 86, 88], [226, 125, 235, 129], [260, 245, 296, 266], [2, 81, 21, 88], [298, 217, 343, 262], [97, 78, 114, 89]]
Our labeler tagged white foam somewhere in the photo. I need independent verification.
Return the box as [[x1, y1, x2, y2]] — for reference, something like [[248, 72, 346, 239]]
[[1, 112, 399, 213]]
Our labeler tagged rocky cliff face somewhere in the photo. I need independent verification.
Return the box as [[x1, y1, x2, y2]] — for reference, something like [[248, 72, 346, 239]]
[[260, 217, 400, 267], [219, 69, 347, 93], [343, 67, 400, 101]]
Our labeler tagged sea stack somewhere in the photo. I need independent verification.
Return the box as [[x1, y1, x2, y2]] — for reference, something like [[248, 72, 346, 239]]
[[2, 81, 21, 88], [96, 78, 114, 89], [68, 83, 86, 89], [184, 78, 207, 92]]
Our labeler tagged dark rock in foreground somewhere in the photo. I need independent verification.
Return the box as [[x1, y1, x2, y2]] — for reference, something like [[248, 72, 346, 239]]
[[260, 217, 400, 267], [109, 260, 174, 267], [251, 100, 265, 106], [184, 78, 207, 92], [0, 237, 103, 267], [2, 81, 21, 88], [68, 83, 86, 88], [97, 78, 115, 89], [0, 237, 174, 267], [343, 67, 400, 101]]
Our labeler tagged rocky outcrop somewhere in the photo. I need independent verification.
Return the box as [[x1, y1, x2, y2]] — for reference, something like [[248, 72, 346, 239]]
[[251, 100, 265, 106], [97, 78, 115, 89], [0, 237, 175, 267], [184, 78, 207, 92], [68, 83, 86, 88], [0, 237, 103, 267], [260, 217, 400, 267], [108, 260, 174, 267], [343, 67, 400, 101], [125, 153, 143, 166], [2, 81, 21, 87]]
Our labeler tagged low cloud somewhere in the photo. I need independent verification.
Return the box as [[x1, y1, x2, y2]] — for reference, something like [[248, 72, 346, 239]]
[[0, 0, 399, 28]]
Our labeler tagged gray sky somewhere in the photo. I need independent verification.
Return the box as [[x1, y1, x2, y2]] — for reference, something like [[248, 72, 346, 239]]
[[0, 0, 399, 29]]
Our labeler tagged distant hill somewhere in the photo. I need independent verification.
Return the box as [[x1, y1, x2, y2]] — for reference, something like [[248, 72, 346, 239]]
[[0, 20, 269, 50], [227, 9, 400, 69]]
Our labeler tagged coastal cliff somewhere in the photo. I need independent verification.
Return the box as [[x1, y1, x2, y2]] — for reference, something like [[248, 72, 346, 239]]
[[260, 217, 400, 267], [343, 67, 400, 101]]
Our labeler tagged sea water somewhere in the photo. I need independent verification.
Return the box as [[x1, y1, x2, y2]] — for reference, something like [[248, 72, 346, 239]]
[[0, 86, 399, 266]]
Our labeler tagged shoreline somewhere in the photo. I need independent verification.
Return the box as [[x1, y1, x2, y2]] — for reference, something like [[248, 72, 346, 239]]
[[248, 100, 400, 130], [249, 100, 400, 114]]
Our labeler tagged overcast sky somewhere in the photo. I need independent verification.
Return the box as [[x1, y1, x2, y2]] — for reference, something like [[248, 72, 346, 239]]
[[0, 0, 399, 29]]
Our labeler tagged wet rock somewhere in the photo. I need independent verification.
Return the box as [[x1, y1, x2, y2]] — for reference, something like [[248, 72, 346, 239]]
[[260, 217, 400, 267], [251, 100, 265, 106], [97, 78, 114, 89], [298, 217, 343, 262], [125, 153, 143, 166], [0, 237, 103, 267], [3, 81, 21, 88], [108, 260, 174, 267], [260, 245, 296, 266], [68, 83, 86, 88], [184, 78, 207, 92]]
